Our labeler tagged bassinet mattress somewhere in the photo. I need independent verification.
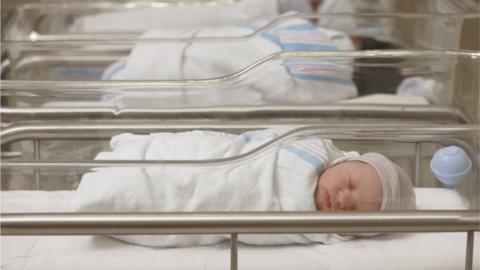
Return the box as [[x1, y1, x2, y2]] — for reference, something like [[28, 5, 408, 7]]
[[1, 188, 479, 270]]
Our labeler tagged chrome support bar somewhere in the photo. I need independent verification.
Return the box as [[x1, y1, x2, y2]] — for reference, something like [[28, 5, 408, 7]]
[[465, 231, 475, 270], [2, 122, 478, 146], [231, 233, 238, 270], [414, 142, 421, 187], [33, 139, 40, 190], [0, 106, 469, 124], [0, 151, 22, 158], [2, 211, 479, 235]]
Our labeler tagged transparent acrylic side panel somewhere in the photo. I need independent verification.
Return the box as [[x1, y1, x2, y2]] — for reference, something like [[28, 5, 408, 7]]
[[3, 42, 131, 80], [2, 15, 468, 80], [3, 10, 477, 81], [2, 13, 470, 64], [2, 52, 478, 124], [3, 0, 281, 38], [3, 0, 478, 44], [2, 126, 479, 207], [316, 8, 470, 50], [1, 139, 109, 190], [455, 51, 480, 124]]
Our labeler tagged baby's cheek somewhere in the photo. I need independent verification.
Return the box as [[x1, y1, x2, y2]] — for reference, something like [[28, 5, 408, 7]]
[[320, 174, 342, 187], [366, 194, 382, 210]]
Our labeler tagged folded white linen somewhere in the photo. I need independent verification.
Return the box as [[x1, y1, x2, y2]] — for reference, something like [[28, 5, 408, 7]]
[[71, 128, 358, 247], [100, 18, 357, 108], [396, 76, 447, 105], [338, 94, 430, 105]]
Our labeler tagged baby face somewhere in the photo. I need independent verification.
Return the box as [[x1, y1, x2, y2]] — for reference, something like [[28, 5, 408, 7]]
[[315, 161, 383, 211]]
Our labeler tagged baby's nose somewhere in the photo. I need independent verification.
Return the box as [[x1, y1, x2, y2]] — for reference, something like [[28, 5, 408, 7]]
[[337, 190, 353, 210]]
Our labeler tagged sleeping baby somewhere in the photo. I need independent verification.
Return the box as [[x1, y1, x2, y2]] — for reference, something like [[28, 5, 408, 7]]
[[71, 128, 416, 247], [100, 17, 357, 108]]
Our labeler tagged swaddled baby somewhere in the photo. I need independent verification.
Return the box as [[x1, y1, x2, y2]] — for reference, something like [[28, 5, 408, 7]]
[[100, 17, 357, 108], [71, 128, 416, 247]]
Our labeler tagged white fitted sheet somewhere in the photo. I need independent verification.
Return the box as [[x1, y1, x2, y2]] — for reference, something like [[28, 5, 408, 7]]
[[2, 188, 479, 270]]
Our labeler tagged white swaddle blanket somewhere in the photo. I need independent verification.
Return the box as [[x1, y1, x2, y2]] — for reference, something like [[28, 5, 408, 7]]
[[71, 128, 358, 247], [100, 18, 357, 108], [70, 0, 279, 33]]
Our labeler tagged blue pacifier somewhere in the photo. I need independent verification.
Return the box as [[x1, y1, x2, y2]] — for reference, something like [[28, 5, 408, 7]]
[[430, 146, 472, 188]]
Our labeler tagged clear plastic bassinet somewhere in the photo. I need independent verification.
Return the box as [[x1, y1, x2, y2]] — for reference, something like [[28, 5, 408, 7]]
[[1, 2, 479, 270]]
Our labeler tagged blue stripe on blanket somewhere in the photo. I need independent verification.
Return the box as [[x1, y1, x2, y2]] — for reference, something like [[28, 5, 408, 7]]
[[280, 144, 325, 174], [243, 128, 290, 143], [280, 23, 317, 31], [105, 59, 127, 80], [238, 24, 280, 46], [250, 21, 352, 86], [261, 32, 281, 46], [102, 59, 127, 101], [289, 73, 355, 85]]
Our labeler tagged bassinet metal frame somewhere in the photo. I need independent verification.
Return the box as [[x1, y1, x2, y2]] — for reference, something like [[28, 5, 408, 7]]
[[2, 211, 479, 270]]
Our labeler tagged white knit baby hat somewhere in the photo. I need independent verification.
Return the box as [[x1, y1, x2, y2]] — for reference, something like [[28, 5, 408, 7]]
[[350, 153, 416, 210]]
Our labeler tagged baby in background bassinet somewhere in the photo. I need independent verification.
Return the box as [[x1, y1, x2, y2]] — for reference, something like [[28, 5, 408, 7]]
[[99, 17, 440, 107], [100, 16, 358, 108], [71, 127, 416, 248]]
